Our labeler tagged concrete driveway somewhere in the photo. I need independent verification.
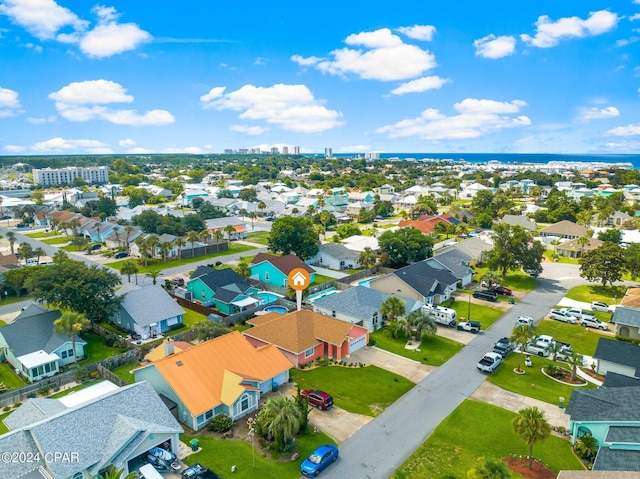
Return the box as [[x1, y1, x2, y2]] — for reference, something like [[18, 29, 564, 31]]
[[349, 346, 435, 383], [307, 405, 372, 443]]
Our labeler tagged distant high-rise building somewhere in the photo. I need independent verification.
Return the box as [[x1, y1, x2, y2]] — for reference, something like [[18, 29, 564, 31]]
[[294, 146, 300, 155], [325, 147, 333, 158], [282, 146, 289, 155], [271, 147, 279, 154], [238, 148, 248, 154], [32, 166, 108, 186], [366, 152, 380, 160], [224, 149, 234, 154]]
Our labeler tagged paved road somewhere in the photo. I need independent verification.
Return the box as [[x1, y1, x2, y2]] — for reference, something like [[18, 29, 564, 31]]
[[323, 262, 590, 479]]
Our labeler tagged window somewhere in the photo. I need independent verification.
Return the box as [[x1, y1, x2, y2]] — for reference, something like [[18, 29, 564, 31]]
[[196, 413, 205, 424], [72, 473, 84, 479], [44, 363, 51, 373], [61, 350, 68, 359], [67, 349, 74, 358], [305, 347, 314, 358], [205, 410, 213, 420], [372, 312, 379, 325], [332, 311, 336, 318], [241, 394, 250, 411], [31, 367, 38, 378]]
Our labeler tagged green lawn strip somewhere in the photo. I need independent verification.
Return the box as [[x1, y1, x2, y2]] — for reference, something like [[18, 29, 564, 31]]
[[106, 243, 257, 274], [0, 362, 27, 389], [535, 318, 609, 356], [109, 361, 139, 384], [80, 332, 128, 364], [544, 250, 579, 264], [40, 237, 72, 245], [471, 268, 537, 292], [97, 321, 129, 337], [0, 294, 33, 306], [486, 353, 596, 406], [311, 274, 334, 286], [391, 400, 583, 479], [290, 365, 413, 417], [0, 319, 5, 327], [60, 244, 81, 252], [246, 231, 270, 245], [24, 231, 63, 239], [0, 411, 11, 435], [564, 284, 626, 304], [182, 429, 335, 479], [370, 330, 463, 366], [443, 298, 503, 330], [48, 380, 101, 398]]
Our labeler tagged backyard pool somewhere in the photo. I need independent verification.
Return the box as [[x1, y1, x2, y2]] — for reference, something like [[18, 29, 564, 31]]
[[358, 279, 372, 288], [256, 291, 284, 304], [263, 305, 288, 314]]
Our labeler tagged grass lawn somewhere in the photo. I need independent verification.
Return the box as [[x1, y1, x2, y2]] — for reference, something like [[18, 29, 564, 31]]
[[97, 322, 128, 338], [472, 268, 538, 292], [182, 428, 336, 479], [391, 400, 584, 479], [311, 274, 334, 286], [60, 244, 81, 252], [0, 319, 5, 327], [290, 365, 413, 417], [486, 353, 596, 406], [40, 237, 71, 245], [371, 330, 463, 366], [107, 243, 257, 274], [0, 294, 33, 306], [80, 332, 128, 364], [110, 361, 139, 384], [0, 411, 10, 435], [0, 362, 27, 389], [24, 231, 63, 238], [565, 284, 627, 304], [535, 318, 610, 356], [443, 298, 504, 330], [246, 231, 270, 245], [544, 250, 579, 264]]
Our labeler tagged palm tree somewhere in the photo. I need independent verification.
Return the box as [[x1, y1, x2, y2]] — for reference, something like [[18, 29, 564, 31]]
[[212, 230, 224, 253], [406, 309, 437, 341], [257, 201, 267, 217], [124, 225, 135, 251], [258, 396, 303, 452], [18, 242, 34, 265], [510, 324, 535, 373], [576, 234, 591, 257], [6, 231, 16, 255], [480, 271, 500, 289], [381, 296, 405, 323], [53, 312, 90, 364], [146, 270, 162, 285], [146, 235, 160, 260], [223, 224, 236, 242], [120, 260, 139, 284], [566, 351, 584, 382], [175, 237, 186, 259], [134, 237, 150, 266], [249, 211, 257, 230], [574, 433, 598, 463], [186, 230, 201, 258], [68, 218, 81, 237], [99, 466, 138, 479], [33, 247, 45, 264], [511, 406, 551, 470], [235, 259, 251, 279], [358, 246, 377, 269], [159, 241, 171, 262]]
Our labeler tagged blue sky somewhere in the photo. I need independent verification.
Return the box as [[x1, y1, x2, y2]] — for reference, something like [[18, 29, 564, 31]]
[[0, 0, 639, 156]]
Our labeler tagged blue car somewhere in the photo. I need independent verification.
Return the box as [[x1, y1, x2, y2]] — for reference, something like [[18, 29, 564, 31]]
[[300, 444, 339, 477]]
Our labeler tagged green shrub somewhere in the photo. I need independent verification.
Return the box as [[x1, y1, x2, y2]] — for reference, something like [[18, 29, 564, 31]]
[[616, 335, 640, 345], [207, 413, 233, 433], [38, 386, 51, 396]]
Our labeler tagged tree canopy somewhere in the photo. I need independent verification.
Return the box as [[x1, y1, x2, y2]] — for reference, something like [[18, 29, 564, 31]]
[[378, 227, 433, 268], [268, 216, 319, 260], [485, 223, 543, 278], [579, 241, 627, 287]]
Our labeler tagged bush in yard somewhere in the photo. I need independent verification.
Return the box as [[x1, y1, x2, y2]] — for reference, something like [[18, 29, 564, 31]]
[[208, 413, 233, 433]]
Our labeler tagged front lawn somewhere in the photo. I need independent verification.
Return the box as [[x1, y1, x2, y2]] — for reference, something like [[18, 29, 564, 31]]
[[40, 237, 71, 245], [486, 353, 596, 406], [110, 361, 139, 384], [443, 298, 504, 330], [371, 330, 463, 366], [544, 250, 579, 264], [107, 243, 257, 274], [311, 274, 334, 286], [391, 400, 583, 479], [290, 365, 413, 417], [472, 268, 537, 292], [0, 362, 27, 390], [246, 231, 270, 245], [24, 231, 62, 238], [182, 428, 336, 479], [80, 332, 128, 364], [565, 284, 627, 304], [535, 319, 609, 356]]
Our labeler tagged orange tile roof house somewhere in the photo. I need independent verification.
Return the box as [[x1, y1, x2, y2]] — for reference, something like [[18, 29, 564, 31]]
[[243, 309, 369, 366], [133, 331, 293, 430]]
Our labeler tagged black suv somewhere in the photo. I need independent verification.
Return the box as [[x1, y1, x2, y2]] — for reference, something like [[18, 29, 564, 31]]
[[473, 290, 497, 302], [182, 463, 221, 479]]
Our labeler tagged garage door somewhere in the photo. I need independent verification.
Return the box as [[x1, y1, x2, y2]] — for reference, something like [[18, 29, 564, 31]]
[[349, 335, 367, 354]]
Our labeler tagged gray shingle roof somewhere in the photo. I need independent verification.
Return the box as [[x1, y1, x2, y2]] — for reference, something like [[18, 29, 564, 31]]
[[606, 426, 640, 443], [432, 248, 473, 281], [612, 306, 640, 328], [316, 243, 360, 261], [392, 261, 458, 296], [118, 285, 185, 328], [189, 267, 254, 304], [566, 386, 640, 422], [593, 337, 640, 374], [0, 381, 183, 479], [3, 399, 67, 430], [603, 371, 640, 388], [313, 286, 423, 320], [0, 304, 85, 357], [594, 447, 640, 472]]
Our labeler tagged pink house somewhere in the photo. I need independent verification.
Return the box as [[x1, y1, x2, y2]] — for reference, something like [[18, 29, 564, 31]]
[[243, 309, 369, 366]]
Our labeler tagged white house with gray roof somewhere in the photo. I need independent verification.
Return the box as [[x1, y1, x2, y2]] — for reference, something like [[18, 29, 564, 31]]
[[0, 304, 87, 382], [109, 284, 185, 339], [306, 242, 361, 271], [312, 286, 423, 332], [0, 381, 183, 479]]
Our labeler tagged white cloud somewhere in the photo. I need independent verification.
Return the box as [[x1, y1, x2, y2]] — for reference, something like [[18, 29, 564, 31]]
[[630, 13, 640, 21], [337, 144, 372, 152], [27, 115, 56, 124], [606, 123, 640, 136], [474, 34, 517, 59], [31, 137, 113, 154], [376, 98, 530, 140], [126, 146, 154, 154], [578, 106, 620, 121], [521, 10, 619, 48], [390, 76, 451, 95], [396, 25, 436, 41], [0, 86, 21, 117], [79, 6, 151, 58], [3, 145, 26, 153], [230, 125, 268, 135], [292, 28, 437, 81], [0, 0, 87, 40], [119, 138, 137, 147], [200, 83, 343, 133], [49, 80, 174, 126], [163, 146, 203, 154]]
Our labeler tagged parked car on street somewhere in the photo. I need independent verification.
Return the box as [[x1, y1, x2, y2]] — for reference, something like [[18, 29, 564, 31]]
[[301, 389, 334, 410], [591, 301, 614, 314], [493, 338, 514, 358], [515, 316, 534, 327], [580, 316, 609, 331], [457, 320, 481, 334], [477, 351, 503, 373], [549, 309, 578, 323], [301, 444, 339, 477], [473, 290, 497, 302]]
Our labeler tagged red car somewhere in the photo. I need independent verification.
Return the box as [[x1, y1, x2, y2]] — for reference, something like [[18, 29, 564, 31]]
[[493, 286, 512, 296], [301, 389, 334, 410]]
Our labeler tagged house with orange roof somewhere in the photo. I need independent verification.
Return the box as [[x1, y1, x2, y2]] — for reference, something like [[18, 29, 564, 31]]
[[133, 330, 293, 430], [243, 309, 369, 366], [144, 337, 193, 362], [250, 252, 315, 288]]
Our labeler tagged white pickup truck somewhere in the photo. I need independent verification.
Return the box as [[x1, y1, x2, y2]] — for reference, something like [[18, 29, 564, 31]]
[[477, 351, 503, 373], [525, 340, 550, 357]]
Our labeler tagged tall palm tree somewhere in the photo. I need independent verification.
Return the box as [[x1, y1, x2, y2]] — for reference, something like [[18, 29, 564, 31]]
[[175, 237, 186, 259], [124, 225, 135, 251], [6, 231, 16, 255], [33, 247, 45, 264], [406, 309, 437, 341], [249, 211, 257, 230], [146, 235, 160, 260], [235, 259, 251, 279], [134, 237, 150, 266], [53, 312, 90, 364], [213, 230, 224, 252], [120, 260, 139, 283], [59, 221, 69, 238], [18, 242, 34, 265], [358, 246, 377, 269], [566, 351, 584, 382], [223, 224, 236, 242], [146, 270, 162, 285], [259, 396, 303, 452], [186, 230, 201, 258], [511, 406, 551, 470], [68, 218, 81, 237], [257, 201, 267, 217], [381, 296, 405, 323], [510, 324, 535, 373], [159, 242, 171, 262]]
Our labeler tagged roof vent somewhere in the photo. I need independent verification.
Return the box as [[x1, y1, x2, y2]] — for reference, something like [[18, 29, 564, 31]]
[[176, 361, 183, 367]]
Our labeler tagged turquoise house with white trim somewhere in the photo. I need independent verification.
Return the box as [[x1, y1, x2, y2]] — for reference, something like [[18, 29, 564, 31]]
[[249, 253, 316, 288]]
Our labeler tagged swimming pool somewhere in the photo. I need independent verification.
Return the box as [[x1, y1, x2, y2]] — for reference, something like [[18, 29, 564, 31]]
[[358, 279, 372, 288], [263, 305, 288, 314], [256, 291, 284, 304]]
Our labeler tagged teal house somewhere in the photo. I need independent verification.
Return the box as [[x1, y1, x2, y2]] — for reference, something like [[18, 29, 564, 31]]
[[249, 253, 316, 288], [187, 266, 260, 315]]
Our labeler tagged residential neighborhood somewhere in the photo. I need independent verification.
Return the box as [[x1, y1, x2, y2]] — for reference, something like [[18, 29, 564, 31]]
[[1, 154, 640, 478]]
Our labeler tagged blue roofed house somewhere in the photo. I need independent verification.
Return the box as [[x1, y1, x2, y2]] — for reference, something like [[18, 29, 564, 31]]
[[108, 284, 185, 339], [592, 337, 640, 379], [0, 381, 183, 478], [312, 285, 424, 332], [186, 266, 260, 315], [250, 253, 316, 289], [0, 304, 87, 382]]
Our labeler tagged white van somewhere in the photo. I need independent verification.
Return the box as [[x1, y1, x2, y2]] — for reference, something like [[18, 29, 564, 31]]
[[138, 464, 163, 479]]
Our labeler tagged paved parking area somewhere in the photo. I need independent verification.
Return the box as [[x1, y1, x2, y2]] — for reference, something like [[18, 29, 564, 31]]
[[349, 346, 435, 383]]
